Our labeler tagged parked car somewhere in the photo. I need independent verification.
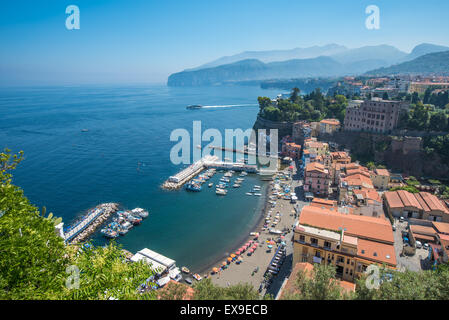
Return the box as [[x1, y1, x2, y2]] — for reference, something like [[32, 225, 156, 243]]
[[399, 216, 405, 223], [392, 225, 396, 231], [416, 241, 422, 249]]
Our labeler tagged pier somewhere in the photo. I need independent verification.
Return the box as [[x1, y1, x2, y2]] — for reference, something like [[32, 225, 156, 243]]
[[162, 155, 261, 190], [63, 203, 119, 244]]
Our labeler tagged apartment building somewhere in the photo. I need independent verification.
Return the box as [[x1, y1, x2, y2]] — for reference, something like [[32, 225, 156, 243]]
[[344, 98, 409, 133], [303, 162, 331, 197], [293, 205, 396, 282], [319, 119, 341, 135]]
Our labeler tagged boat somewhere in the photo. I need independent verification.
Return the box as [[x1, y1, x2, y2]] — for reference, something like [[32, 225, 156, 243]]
[[254, 193, 262, 196], [208, 183, 213, 188], [216, 188, 227, 195], [232, 184, 241, 188], [193, 273, 202, 281], [81, 129, 89, 132], [132, 208, 149, 218], [100, 228, 119, 239], [186, 105, 202, 110], [186, 182, 202, 192], [246, 192, 253, 196], [181, 266, 190, 274], [185, 277, 193, 285]]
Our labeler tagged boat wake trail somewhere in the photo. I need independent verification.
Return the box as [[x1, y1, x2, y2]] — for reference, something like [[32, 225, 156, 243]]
[[201, 104, 258, 109]]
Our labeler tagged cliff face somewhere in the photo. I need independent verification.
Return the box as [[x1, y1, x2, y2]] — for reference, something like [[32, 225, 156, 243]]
[[252, 115, 293, 140]]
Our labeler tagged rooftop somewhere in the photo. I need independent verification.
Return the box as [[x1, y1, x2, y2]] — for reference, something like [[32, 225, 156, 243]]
[[298, 205, 394, 244]]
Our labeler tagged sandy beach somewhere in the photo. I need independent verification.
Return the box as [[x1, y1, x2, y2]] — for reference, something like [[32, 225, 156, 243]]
[[200, 168, 300, 293]]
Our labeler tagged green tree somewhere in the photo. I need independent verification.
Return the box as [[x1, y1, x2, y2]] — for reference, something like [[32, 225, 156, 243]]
[[282, 264, 345, 300], [429, 112, 448, 132]]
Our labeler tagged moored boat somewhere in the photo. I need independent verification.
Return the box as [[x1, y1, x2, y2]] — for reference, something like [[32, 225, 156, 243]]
[[182, 266, 190, 274], [193, 273, 202, 281]]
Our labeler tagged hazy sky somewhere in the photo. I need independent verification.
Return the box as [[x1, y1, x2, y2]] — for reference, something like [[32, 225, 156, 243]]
[[1, 0, 449, 85]]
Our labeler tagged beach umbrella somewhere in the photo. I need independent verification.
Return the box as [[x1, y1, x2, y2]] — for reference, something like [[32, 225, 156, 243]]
[[230, 254, 236, 258], [222, 261, 227, 266], [267, 245, 273, 249], [235, 250, 241, 255], [254, 242, 259, 246], [212, 267, 219, 273], [268, 240, 276, 245], [240, 246, 245, 251], [280, 236, 285, 239], [227, 257, 232, 263], [249, 248, 254, 253]]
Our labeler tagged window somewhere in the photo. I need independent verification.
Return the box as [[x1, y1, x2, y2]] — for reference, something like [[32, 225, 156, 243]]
[[311, 238, 318, 246], [324, 241, 331, 249], [299, 235, 305, 242]]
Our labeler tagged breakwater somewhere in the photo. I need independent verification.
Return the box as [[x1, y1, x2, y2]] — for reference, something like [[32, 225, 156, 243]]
[[64, 203, 119, 244]]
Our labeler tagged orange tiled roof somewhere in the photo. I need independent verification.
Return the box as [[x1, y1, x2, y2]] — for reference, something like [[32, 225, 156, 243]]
[[298, 205, 394, 244], [357, 239, 397, 266], [320, 119, 340, 126], [353, 188, 381, 203], [384, 191, 449, 215], [375, 168, 390, 176], [305, 162, 327, 174], [311, 198, 338, 208], [433, 222, 449, 235], [342, 173, 374, 188]]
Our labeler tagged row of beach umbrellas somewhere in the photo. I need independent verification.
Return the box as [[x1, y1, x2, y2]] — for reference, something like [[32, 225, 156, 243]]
[[211, 240, 260, 274]]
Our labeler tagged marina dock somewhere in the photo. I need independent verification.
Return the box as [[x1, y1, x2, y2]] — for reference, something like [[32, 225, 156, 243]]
[[162, 155, 260, 190], [63, 203, 119, 244]]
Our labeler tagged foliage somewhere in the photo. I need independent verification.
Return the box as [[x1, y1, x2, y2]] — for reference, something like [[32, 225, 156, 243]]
[[390, 185, 419, 193], [192, 278, 269, 300], [258, 88, 347, 124], [281, 264, 348, 300], [0, 149, 157, 300]]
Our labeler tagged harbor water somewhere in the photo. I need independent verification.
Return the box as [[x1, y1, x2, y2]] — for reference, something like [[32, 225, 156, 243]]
[[0, 84, 280, 271]]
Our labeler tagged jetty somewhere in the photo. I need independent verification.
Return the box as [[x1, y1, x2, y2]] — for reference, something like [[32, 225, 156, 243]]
[[63, 203, 119, 244], [162, 155, 260, 190]]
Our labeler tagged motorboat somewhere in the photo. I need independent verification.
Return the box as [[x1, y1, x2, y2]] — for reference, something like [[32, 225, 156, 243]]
[[232, 184, 241, 188], [246, 192, 253, 196], [186, 182, 202, 192], [132, 208, 149, 218], [216, 188, 227, 195], [208, 183, 213, 188], [182, 266, 190, 274], [193, 273, 202, 281], [186, 105, 202, 110]]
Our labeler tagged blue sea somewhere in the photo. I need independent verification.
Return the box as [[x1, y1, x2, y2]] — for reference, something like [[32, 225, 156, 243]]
[[0, 84, 281, 272]]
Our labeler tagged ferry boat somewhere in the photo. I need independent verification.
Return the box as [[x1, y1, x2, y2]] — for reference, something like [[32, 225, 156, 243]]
[[186, 105, 202, 110], [186, 182, 202, 192]]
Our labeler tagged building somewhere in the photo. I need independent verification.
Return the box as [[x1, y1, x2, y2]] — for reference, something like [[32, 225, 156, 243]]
[[383, 190, 449, 222], [344, 98, 409, 133], [304, 162, 331, 197], [319, 119, 341, 135], [408, 82, 449, 94], [293, 205, 396, 282], [370, 168, 391, 190], [282, 142, 302, 160]]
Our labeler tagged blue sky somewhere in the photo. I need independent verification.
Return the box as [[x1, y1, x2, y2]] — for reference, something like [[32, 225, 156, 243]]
[[1, 0, 449, 85]]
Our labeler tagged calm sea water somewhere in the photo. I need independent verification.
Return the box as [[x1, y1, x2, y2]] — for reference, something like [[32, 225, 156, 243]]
[[0, 84, 281, 271]]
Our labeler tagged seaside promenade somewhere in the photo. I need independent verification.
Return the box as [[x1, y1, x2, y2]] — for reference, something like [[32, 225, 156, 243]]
[[209, 161, 307, 298]]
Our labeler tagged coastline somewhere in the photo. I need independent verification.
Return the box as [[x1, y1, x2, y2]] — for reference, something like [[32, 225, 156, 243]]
[[195, 180, 271, 277]]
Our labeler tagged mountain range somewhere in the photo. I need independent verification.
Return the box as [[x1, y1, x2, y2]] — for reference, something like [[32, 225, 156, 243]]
[[167, 43, 449, 86]]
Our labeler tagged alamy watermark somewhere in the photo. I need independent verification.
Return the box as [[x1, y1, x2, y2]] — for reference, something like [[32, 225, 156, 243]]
[[365, 5, 380, 30], [169, 121, 279, 170], [66, 5, 80, 30]]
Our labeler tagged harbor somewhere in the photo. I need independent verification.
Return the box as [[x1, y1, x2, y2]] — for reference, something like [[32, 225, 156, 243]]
[[162, 155, 260, 190]]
